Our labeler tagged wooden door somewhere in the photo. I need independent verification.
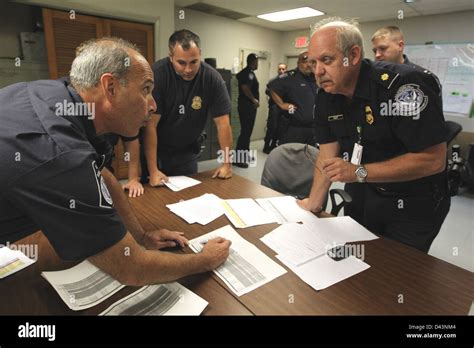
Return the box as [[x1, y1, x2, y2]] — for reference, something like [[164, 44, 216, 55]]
[[43, 8, 155, 180], [43, 8, 104, 79], [104, 19, 154, 179]]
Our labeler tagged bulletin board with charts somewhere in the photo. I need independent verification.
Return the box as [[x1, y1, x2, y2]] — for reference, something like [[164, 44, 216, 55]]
[[405, 43, 474, 129]]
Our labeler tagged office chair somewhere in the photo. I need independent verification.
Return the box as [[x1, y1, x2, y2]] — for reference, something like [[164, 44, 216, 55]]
[[261, 143, 352, 216], [445, 120, 466, 196], [445, 121, 462, 145]]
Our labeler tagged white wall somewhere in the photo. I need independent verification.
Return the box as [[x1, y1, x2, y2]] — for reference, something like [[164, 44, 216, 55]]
[[282, 11, 474, 59], [175, 7, 286, 140], [359, 11, 474, 57]]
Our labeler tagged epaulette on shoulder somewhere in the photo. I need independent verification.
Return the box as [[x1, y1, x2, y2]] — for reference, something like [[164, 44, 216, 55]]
[[371, 63, 402, 90]]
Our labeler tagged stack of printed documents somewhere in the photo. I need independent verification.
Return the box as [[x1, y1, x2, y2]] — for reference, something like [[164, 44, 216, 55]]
[[0, 246, 36, 279], [42, 260, 208, 315], [164, 176, 201, 192], [166, 193, 225, 225], [189, 225, 287, 296], [261, 216, 378, 290], [168, 194, 316, 228]]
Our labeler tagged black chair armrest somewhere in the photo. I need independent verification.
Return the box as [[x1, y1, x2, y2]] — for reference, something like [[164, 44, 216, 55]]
[[329, 188, 352, 216]]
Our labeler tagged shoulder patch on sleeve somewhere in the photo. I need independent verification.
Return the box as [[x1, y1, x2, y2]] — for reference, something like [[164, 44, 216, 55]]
[[394, 83, 429, 117], [91, 161, 113, 208]]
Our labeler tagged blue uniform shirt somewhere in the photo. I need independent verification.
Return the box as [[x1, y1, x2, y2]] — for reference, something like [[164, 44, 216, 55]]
[[0, 80, 126, 260]]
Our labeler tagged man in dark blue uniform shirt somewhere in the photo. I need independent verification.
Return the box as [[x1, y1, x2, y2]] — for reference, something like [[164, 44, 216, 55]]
[[299, 19, 450, 253], [142, 30, 233, 186], [0, 37, 230, 284], [263, 63, 287, 154], [268, 51, 318, 146], [235, 53, 260, 168]]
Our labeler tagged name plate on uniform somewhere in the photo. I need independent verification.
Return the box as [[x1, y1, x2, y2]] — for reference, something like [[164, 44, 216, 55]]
[[328, 114, 343, 121]]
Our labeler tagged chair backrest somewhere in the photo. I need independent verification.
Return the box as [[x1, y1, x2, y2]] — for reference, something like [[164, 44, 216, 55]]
[[261, 143, 318, 199], [445, 121, 462, 146]]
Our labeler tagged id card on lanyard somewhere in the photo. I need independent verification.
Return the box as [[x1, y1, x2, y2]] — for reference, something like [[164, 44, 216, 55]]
[[351, 125, 363, 165]]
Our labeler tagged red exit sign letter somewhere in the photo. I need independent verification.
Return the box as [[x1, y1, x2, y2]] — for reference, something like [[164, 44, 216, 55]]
[[294, 36, 308, 48]]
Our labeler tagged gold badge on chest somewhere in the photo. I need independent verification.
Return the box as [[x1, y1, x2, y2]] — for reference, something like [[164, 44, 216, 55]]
[[191, 96, 202, 110], [365, 106, 374, 125]]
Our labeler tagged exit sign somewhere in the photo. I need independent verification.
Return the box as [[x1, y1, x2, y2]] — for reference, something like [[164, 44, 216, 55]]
[[294, 36, 309, 48]]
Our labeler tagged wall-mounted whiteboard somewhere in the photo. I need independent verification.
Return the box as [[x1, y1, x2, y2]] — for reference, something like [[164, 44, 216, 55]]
[[405, 43, 474, 132]]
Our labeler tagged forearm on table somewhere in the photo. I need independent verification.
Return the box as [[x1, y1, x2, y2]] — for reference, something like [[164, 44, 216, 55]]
[[214, 115, 233, 164], [89, 232, 212, 286], [307, 142, 340, 211]]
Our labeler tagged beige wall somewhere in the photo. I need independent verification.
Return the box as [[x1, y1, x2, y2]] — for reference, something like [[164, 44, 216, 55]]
[[12, 0, 175, 59], [282, 11, 474, 59], [0, 1, 37, 58], [282, 11, 474, 134]]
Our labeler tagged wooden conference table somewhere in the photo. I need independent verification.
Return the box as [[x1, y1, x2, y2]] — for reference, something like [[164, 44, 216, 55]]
[[1, 171, 472, 315]]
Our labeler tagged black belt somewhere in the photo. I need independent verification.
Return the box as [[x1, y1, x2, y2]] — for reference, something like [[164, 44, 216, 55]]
[[368, 175, 447, 198]]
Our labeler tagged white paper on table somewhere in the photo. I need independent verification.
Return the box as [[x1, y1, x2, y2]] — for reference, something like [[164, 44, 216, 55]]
[[0, 246, 36, 279], [100, 283, 208, 316], [189, 225, 287, 296], [166, 193, 224, 225], [222, 198, 277, 228], [41, 260, 125, 311], [164, 176, 201, 192], [277, 253, 370, 290], [256, 196, 318, 224], [260, 222, 328, 266], [303, 216, 378, 246]]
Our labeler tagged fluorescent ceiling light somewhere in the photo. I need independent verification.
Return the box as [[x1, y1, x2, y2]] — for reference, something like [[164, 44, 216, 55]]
[[257, 7, 325, 22]]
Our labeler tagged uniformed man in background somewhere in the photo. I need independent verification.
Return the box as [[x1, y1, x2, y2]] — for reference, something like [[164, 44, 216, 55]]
[[268, 51, 318, 145], [0, 37, 230, 285], [235, 53, 260, 168], [263, 63, 287, 154], [141, 29, 233, 184], [299, 18, 450, 253]]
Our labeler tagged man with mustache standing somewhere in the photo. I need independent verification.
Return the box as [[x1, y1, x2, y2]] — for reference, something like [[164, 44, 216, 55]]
[[268, 51, 318, 145], [298, 18, 450, 253]]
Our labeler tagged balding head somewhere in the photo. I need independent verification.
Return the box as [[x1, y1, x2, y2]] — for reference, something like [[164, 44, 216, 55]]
[[311, 17, 364, 58], [308, 17, 364, 98]]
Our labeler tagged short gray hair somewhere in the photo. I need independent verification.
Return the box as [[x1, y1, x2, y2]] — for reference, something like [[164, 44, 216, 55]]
[[311, 17, 364, 58], [70, 37, 139, 90]]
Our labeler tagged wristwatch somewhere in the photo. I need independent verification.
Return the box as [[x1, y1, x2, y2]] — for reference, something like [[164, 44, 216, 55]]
[[355, 165, 368, 183]]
